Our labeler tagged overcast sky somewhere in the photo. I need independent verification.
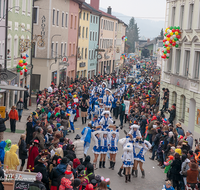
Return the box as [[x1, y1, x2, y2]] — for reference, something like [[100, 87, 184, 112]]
[[85, 0, 166, 20]]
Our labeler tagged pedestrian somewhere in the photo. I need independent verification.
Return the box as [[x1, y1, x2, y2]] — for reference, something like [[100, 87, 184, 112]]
[[80, 99, 89, 125], [35, 127, 45, 150], [9, 106, 18, 133], [73, 134, 84, 163], [29, 172, 46, 190], [185, 130, 193, 150], [26, 116, 33, 147], [24, 86, 29, 110], [18, 134, 28, 171], [168, 103, 176, 124], [27, 139, 39, 171], [119, 100, 126, 127], [61, 115, 70, 137], [0, 111, 9, 141], [16, 98, 24, 122]]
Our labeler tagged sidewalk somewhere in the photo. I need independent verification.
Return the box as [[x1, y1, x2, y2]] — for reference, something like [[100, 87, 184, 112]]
[[4, 104, 37, 144]]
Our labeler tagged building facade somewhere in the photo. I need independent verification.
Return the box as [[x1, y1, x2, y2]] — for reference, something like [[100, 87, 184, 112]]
[[76, 5, 90, 78], [161, 0, 200, 138], [7, 0, 32, 107], [32, 0, 70, 90]]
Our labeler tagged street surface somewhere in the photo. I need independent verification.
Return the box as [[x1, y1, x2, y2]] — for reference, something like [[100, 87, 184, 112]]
[[4, 104, 165, 190]]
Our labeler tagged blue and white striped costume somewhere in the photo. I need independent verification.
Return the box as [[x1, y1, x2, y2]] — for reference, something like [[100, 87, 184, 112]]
[[100, 130, 109, 154], [99, 116, 113, 130], [92, 130, 101, 154], [103, 94, 113, 107], [108, 129, 119, 154]]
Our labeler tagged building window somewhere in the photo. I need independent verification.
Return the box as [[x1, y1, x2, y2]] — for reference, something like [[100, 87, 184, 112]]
[[83, 12, 85, 20], [115, 23, 117, 31], [61, 43, 63, 56], [79, 26, 81, 37], [78, 47, 80, 58], [65, 13, 68, 27], [93, 32, 95, 41], [8, 0, 13, 9], [90, 31, 92, 41], [74, 16, 77, 29], [95, 32, 97, 41], [103, 20, 105, 29], [57, 11, 59, 26], [194, 51, 200, 79], [33, 8, 38, 24], [89, 50, 91, 59], [73, 44, 75, 55], [85, 48, 87, 59], [188, 4, 194, 29], [55, 43, 58, 57], [180, 95, 186, 122], [91, 50, 93, 60], [175, 49, 181, 74], [101, 19, 103, 29], [14, 37, 18, 58], [27, 0, 31, 13], [180, 5, 184, 29], [82, 27, 85, 38], [15, 0, 19, 9], [70, 15, 73, 29], [184, 50, 190, 76], [53, 9, 55, 25], [69, 43, 71, 56], [64, 43, 67, 56], [32, 42, 36, 58], [86, 27, 88, 38], [79, 12, 81, 19], [96, 17, 98, 24], [91, 15, 92, 23], [62, 13, 64, 27], [93, 16, 95, 23], [81, 48, 84, 59], [51, 43, 54, 57], [167, 49, 173, 72], [87, 13, 89, 21], [22, 0, 26, 13]]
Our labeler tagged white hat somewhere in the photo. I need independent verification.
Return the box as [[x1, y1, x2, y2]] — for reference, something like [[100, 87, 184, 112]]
[[144, 140, 152, 149], [123, 143, 133, 152], [130, 124, 140, 129], [105, 88, 111, 93], [101, 111, 110, 116], [119, 138, 126, 146], [102, 82, 107, 87]]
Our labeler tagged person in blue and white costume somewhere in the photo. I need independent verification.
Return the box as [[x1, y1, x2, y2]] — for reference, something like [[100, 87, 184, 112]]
[[108, 127, 119, 170], [134, 140, 152, 178], [99, 82, 107, 98], [103, 89, 113, 108], [122, 142, 134, 183], [128, 124, 142, 140], [98, 103, 104, 119], [91, 115, 99, 128], [81, 122, 92, 156], [93, 102, 99, 118], [87, 97, 93, 120], [99, 111, 114, 130], [92, 84, 99, 95], [91, 128, 102, 169], [99, 130, 109, 169], [67, 105, 76, 133]]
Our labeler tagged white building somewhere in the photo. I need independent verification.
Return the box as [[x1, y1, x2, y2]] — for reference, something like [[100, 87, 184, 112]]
[[161, 0, 200, 138]]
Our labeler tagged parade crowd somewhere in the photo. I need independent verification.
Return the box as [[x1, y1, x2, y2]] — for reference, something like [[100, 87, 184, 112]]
[[0, 63, 199, 190]]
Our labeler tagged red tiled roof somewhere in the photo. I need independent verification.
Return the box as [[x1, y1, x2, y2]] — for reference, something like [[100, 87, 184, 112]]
[[97, 9, 117, 20]]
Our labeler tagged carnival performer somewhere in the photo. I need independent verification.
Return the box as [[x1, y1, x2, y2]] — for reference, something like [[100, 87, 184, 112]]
[[67, 105, 76, 133], [134, 140, 152, 178], [99, 82, 107, 98], [81, 123, 92, 157], [128, 123, 142, 140], [98, 103, 104, 119], [99, 111, 114, 130], [122, 142, 134, 183], [91, 115, 99, 128], [108, 127, 119, 170], [91, 128, 102, 169], [103, 89, 113, 107]]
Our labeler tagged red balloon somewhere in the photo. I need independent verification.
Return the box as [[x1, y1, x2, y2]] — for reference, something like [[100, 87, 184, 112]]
[[169, 40, 172, 44], [163, 39, 166, 42], [165, 44, 168, 47], [172, 42, 176, 46], [24, 62, 27, 65], [20, 71, 23, 75], [24, 69, 28, 72], [167, 50, 170, 53], [162, 50, 164, 53], [177, 35, 180, 39], [176, 29, 180, 33], [163, 55, 166, 58], [23, 56, 26, 59], [19, 63, 23, 67], [167, 34, 170, 38], [172, 29, 175, 32]]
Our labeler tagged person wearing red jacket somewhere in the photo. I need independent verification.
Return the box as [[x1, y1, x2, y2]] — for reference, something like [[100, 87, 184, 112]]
[[9, 106, 18, 133]]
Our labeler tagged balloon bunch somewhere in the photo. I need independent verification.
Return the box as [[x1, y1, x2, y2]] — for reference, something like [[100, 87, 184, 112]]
[[122, 36, 127, 41], [161, 26, 181, 59], [121, 53, 127, 60], [16, 54, 29, 75]]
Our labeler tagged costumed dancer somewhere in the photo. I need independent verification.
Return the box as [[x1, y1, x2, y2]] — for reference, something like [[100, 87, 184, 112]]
[[67, 105, 76, 133], [87, 97, 93, 120], [81, 123, 92, 157], [93, 102, 99, 118], [103, 89, 113, 108], [122, 142, 134, 183], [134, 140, 152, 178], [91, 115, 99, 128], [108, 127, 119, 170], [99, 129, 109, 169], [98, 103, 104, 119], [91, 128, 102, 169], [100, 82, 107, 98], [99, 111, 114, 130]]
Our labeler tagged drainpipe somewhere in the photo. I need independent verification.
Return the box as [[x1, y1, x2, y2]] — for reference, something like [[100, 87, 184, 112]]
[[4, 0, 8, 69]]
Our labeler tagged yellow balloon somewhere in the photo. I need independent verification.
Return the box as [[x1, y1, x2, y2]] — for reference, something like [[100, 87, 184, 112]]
[[166, 47, 170, 50], [19, 60, 23, 63], [172, 40, 175, 43], [170, 32, 173, 36], [167, 38, 170, 41], [175, 31, 178, 35], [23, 66, 26, 69]]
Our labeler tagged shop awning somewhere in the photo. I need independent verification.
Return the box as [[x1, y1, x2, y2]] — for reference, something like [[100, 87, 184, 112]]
[[0, 84, 26, 91]]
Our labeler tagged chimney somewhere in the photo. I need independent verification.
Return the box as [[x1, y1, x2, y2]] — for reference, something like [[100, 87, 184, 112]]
[[90, 0, 100, 10], [107, 6, 112, 15]]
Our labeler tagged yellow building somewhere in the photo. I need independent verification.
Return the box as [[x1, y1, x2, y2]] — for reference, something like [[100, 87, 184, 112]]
[[77, 6, 90, 78]]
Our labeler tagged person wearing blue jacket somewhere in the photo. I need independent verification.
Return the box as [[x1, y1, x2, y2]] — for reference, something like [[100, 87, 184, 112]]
[[55, 157, 68, 176], [81, 123, 92, 157]]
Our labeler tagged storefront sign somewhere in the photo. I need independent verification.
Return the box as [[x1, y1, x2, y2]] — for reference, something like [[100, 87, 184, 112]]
[[79, 62, 85, 67]]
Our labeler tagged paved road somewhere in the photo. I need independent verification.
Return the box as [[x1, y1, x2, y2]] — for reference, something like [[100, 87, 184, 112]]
[[4, 105, 165, 190]]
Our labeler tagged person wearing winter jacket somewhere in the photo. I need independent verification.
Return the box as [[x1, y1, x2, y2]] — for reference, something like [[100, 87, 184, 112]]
[[73, 134, 84, 163], [18, 134, 28, 171], [16, 98, 24, 122], [0, 111, 9, 141], [56, 157, 68, 176], [9, 106, 18, 133], [168, 104, 176, 124], [29, 172, 46, 190]]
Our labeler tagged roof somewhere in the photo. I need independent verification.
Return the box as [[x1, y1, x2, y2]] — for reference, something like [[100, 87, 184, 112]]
[[97, 9, 117, 20], [139, 38, 157, 48], [0, 83, 26, 91], [82, 2, 101, 15], [0, 69, 17, 82]]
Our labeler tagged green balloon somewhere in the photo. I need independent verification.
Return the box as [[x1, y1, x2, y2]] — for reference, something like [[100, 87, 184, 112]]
[[23, 60, 26, 63], [165, 33, 167, 36], [173, 26, 177, 30], [174, 37, 178, 41], [166, 57, 169, 59], [170, 26, 173, 30], [16, 65, 19, 69], [177, 26, 180, 30], [164, 50, 167, 54], [164, 46, 166, 48], [20, 67, 23, 71], [175, 44, 179, 48]]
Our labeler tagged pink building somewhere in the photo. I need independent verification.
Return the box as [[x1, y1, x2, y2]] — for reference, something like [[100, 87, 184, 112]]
[[68, 0, 84, 82]]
